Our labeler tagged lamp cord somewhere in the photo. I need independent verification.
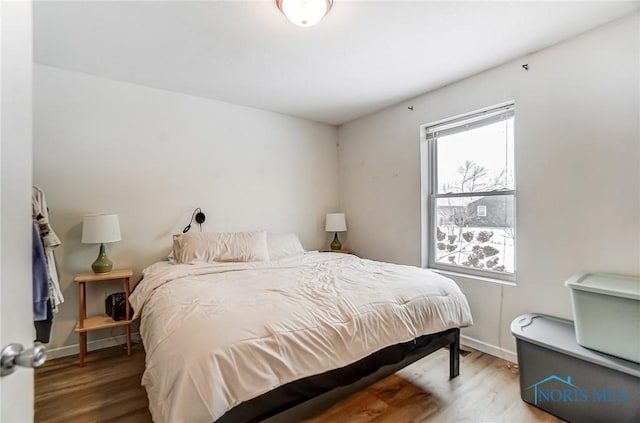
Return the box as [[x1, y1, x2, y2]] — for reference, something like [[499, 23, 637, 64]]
[[182, 208, 200, 233]]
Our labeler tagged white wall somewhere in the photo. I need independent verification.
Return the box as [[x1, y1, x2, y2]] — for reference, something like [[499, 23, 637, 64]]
[[338, 14, 640, 360], [33, 65, 339, 353]]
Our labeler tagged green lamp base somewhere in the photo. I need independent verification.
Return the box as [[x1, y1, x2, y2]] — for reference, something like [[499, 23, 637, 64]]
[[330, 232, 342, 250], [92, 243, 113, 273]]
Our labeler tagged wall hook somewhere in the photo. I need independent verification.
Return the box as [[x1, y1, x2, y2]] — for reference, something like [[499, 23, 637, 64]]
[[408, 106, 414, 111], [522, 64, 529, 70]]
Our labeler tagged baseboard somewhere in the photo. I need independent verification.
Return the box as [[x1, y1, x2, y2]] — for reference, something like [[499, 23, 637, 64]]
[[461, 334, 517, 364], [45, 332, 142, 360]]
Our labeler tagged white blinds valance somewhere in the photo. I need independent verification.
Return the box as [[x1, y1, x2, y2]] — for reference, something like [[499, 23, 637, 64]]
[[425, 103, 515, 140]]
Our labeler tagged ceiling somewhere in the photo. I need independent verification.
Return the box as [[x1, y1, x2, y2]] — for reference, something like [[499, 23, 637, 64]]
[[33, 1, 639, 126]]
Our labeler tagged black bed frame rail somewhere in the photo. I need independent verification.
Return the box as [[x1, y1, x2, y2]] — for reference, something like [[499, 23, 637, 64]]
[[218, 328, 461, 423]]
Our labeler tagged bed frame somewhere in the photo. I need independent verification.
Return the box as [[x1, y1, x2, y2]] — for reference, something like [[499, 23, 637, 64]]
[[218, 327, 460, 423]]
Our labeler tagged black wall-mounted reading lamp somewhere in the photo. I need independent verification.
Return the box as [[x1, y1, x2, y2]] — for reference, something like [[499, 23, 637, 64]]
[[183, 208, 206, 233]]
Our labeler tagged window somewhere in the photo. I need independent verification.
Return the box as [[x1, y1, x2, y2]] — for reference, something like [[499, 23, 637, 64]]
[[421, 103, 515, 281]]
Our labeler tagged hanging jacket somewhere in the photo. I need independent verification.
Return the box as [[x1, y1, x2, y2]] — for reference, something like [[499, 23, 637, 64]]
[[32, 186, 64, 309], [33, 224, 49, 321]]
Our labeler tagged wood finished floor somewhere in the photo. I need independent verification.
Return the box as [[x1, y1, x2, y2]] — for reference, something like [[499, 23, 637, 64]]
[[35, 344, 563, 422]]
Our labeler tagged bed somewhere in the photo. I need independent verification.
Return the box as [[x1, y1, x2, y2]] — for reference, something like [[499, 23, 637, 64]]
[[130, 232, 473, 422]]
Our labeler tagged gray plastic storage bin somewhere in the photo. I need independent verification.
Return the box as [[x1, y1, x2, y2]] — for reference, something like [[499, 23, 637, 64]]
[[511, 314, 640, 423], [565, 273, 640, 363]]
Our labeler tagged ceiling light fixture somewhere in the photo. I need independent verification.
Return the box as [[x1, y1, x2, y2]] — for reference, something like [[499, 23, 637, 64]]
[[276, 0, 333, 27]]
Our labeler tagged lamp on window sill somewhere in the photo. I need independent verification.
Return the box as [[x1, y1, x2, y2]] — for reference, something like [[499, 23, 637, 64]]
[[325, 213, 346, 250], [81, 213, 121, 273], [276, 0, 333, 27]]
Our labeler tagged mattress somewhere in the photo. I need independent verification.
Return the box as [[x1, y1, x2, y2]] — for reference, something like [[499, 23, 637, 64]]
[[130, 252, 473, 422]]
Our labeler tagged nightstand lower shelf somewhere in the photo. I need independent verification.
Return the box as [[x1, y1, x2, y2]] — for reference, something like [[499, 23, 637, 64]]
[[75, 315, 133, 332]]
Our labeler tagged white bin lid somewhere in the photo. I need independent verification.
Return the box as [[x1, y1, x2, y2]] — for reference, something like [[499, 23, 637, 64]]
[[565, 273, 640, 301]]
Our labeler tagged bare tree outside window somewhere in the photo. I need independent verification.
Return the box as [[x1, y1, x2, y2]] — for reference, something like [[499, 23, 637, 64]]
[[435, 160, 514, 272]]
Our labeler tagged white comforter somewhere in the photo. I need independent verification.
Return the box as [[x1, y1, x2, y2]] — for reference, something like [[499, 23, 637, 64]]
[[130, 252, 473, 423]]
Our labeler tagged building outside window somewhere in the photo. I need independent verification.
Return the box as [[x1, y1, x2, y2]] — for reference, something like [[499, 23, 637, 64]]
[[421, 102, 515, 281]]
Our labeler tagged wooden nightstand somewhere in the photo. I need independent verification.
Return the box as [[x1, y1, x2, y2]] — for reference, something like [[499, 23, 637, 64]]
[[74, 269, 133, 367], [320, 249, 354, 255]]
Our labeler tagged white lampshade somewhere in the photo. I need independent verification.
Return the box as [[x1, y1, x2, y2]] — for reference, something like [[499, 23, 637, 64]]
[[325, 213, 347, 232], [81, 214, 122, 244], [276, 0, 333, 27]]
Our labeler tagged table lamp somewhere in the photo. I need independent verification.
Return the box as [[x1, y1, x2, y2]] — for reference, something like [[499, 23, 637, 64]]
[[325, 213, 347, 250], [81, 213, 121, 273]]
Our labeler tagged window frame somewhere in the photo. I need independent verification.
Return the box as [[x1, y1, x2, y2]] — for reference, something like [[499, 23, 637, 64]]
[[421, 102, 516, 282]]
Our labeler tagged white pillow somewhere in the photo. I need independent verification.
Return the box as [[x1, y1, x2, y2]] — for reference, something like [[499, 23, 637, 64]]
[[173, 231, 269, 264], [267, 233, 305, 260]]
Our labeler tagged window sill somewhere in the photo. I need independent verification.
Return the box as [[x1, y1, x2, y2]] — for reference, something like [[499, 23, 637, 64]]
[[429, 268, 517, 287]]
